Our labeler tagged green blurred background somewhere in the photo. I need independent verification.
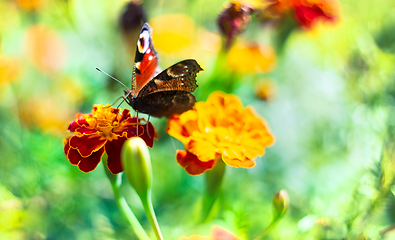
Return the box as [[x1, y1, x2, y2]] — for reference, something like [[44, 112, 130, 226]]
[[1, 0, 395, 239]]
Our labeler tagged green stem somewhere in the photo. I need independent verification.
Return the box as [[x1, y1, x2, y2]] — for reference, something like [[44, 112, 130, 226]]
[[249, 217, 280, 240], [103, 156, 150, 240], [140, 191, 163, 240], [201, 160, 226, 222]]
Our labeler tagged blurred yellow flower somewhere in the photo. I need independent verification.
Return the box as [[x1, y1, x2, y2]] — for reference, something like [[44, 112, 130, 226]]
[[149, 14, 196, 56], [0, 55, 20, 87], [0, 185, 25, 240], [25, 25, 66, 73], [179, 225, 242, 240], [167, 91, 274, 175], [227, 42, 277, 73]]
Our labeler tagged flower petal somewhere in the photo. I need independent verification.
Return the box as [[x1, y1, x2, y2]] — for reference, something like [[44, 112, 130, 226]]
[[64, 138, 81, 165], [68, 120, 81, 132], [105, 138, 127, 174], [222, 154, 255, 168], [176, 150, 216, 175], [119, 109, 132, 122], [68, 148, 83, 165], [187, 139, 217, 162], [75, 127, 99, 135], [167, 114, 192, 145], [78, 148, 105, 173], [113, 118, 139, 138], [69, 135, 107, 157]]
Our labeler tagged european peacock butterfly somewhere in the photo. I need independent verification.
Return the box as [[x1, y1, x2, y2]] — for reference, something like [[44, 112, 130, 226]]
[[123, 23, 203, 118]]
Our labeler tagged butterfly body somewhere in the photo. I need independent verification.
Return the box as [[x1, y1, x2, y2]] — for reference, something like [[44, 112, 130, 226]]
[[125, 23, 203, 118]]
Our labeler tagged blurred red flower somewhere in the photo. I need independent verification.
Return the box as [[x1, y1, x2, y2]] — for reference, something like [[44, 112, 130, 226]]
[[260, 0, 340, 29], [293, 0, 340, 29], [63, 105, 156, 174], [179, 225, 242, 240]]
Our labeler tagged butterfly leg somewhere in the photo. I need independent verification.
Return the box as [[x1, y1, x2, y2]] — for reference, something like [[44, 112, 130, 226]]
[[146, 115, 152, 138], [136, 111, 139, 137], [109, 96, 127, 109], [116, 98, 127, 109]]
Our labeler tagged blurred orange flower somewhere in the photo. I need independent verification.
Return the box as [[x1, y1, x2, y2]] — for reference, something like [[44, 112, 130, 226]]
[[179, 225, 242, 240], [18, 77, 84, 135], [64, 105, 156, 174], [227, 42, 277, 73], [167, 91, 274, 175], [16, 0, 44, 10], [25, 25, 66, 73]]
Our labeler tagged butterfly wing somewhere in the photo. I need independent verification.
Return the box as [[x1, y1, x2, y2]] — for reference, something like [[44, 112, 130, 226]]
[[131, 23, 158, 96], [129, 59, 203, 118]]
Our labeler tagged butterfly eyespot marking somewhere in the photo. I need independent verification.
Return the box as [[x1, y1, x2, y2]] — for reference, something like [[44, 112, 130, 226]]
[[147, 48, 151, 54], [148, 55, 153, 61], [138, 30, 150, 53]]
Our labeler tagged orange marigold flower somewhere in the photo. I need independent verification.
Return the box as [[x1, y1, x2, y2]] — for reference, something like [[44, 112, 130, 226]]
[[179, 225, 242, 240], [63, 105, 156, 174], [167, 91, 274, 175]]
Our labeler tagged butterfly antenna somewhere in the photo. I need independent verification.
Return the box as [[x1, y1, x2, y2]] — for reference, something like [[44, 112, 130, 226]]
[[96, 67, 130, 91]]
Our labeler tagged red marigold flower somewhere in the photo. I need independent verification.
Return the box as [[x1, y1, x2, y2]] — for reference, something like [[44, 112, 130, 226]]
[[167, 91, 274, 175], [63, 105, 156, 174]]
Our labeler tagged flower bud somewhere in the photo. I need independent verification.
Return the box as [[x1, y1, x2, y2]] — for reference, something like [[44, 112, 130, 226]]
[[119, 0, 147, 33], [217, 0, 253, 49], [121, 137, 152, 198], [272, 190, 289, 220]]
